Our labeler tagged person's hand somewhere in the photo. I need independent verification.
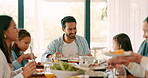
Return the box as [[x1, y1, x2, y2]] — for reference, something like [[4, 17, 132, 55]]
[[22, 53, 31, 60], [23, 53, 37, 60], [107, 51, 143, 66], [22, 61, 36, 78], [85, 53, 92, 56], [54, 51, 64, 58]]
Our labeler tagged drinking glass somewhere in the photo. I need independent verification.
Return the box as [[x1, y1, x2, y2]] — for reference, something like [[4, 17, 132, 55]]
[[114, 64, 126, 78], [43, 58, 55, 78], [106, 63, 114, 78]]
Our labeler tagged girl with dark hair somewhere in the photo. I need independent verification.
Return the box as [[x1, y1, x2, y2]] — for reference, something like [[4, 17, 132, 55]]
[[0, 15, 36, 78], [112, 33, 133, 76], [12, 29, 34, 71], [112, 33, 133, 51]]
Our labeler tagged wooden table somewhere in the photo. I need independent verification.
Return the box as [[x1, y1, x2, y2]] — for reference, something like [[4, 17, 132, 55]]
[[29, 74, 135, 78], [29, 75, 46, 78]]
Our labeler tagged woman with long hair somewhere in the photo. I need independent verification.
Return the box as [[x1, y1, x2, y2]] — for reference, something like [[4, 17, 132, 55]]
[[0, 15, 36, 78]]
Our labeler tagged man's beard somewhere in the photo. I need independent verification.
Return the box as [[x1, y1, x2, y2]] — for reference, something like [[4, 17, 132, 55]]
[[66, 32, 76, 39]]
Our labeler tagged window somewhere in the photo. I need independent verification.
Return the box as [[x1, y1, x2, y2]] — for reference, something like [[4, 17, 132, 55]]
[[24, 0, 85, 61], [24, 0, 108, 61], [0, 0, 18, 25]]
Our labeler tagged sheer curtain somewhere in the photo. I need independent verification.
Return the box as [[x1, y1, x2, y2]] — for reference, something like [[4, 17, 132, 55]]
[[107, 0, 148, 52]]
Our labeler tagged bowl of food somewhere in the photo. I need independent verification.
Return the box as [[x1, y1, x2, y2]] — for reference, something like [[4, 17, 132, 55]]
[[50, 61, 83, 78], [51, 70, 79, 78]]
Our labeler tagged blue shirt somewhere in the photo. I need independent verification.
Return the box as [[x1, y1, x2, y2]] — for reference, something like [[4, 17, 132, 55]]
[[138, 40, 148, 56], [12, 50, 28, 71], [42, 35, 90, 60]]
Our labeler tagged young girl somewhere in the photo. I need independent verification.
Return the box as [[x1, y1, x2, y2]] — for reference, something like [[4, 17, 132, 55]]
[[12, 29, 32, 70], [0, 15, 36, 78], [112, 33, 133, 75], [112, 33, 133, 51]]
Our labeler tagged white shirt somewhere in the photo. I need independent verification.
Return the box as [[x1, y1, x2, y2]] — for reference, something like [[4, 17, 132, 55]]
[[126, 56, 148, 77], [62, 40, 78, 58], [0, 49, 11, 78], [0, 49, 23, 78]]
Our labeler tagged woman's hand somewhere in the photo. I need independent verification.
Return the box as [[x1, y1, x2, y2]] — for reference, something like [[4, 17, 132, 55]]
[[22, 61, 36, 78]]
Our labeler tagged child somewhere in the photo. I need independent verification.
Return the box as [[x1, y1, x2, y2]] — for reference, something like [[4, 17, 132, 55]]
[[112, 33, 133, 51], [12, 29, 32, 70], [112, 33, 133, 75]]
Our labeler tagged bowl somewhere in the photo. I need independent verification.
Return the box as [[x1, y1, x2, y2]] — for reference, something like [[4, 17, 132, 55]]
[[51, 70, 80, 78]]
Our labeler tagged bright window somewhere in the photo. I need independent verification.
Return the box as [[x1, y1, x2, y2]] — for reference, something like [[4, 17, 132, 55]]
[[24, 0, 107, 61]]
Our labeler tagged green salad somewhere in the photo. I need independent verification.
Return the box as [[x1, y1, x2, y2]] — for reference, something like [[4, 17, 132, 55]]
[[50, 61, 83, 72]]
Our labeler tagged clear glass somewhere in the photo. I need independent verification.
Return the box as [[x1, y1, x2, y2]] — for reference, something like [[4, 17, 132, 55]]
[[106, 63, 114, 78], [114, 64, 126, 78], [44, 62, 55, 78]]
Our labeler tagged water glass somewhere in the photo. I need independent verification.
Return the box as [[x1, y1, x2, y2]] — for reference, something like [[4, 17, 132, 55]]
[[114, 64, 126, 78], [44, 63, 55, 78]]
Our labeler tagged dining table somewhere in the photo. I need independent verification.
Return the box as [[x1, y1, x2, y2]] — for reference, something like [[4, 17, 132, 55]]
[[29, 75, 46, 78], [30, 61, 136, 78], [29, 73, 136, 78]]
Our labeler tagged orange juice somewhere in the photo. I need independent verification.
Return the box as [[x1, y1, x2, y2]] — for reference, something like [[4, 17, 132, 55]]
[[54, 60, 58, 63], [44, 74, 55, 78]]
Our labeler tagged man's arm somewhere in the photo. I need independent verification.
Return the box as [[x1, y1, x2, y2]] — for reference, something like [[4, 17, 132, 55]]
[[41, 41, 57, 61]]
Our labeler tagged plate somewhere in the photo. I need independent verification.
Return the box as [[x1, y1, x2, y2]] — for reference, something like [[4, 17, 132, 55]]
[[70, 63, 90, 71], [86, 71, 106, 78], [92, 65, 106, 71], [58, 57, 69, 62], [104, 51, 131, 56], [36, 65, 44, 68], [32, 69, 44, 76]]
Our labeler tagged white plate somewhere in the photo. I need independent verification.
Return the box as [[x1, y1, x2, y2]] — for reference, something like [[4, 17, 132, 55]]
[[92, 65, 106, 70], [70, 64, 90, 71], [86, 71, 105, 77], [104, 52, 131, 56]]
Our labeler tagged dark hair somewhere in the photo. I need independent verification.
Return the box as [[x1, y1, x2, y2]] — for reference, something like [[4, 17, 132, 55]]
[[61, 16, 77, 28], [144, 17, 148, 23], [12, 29, 31, 57], [0, 15, 13, 63], [113, 33, 133, 51]]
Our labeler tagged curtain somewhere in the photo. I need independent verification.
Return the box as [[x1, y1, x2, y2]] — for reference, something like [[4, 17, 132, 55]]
[[107, 0, 148, 52]]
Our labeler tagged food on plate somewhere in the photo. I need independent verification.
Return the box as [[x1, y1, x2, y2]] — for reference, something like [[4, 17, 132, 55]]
[[36, 62, 44, 68], [37, 62, 42, 65], [68, 59, 79, 64], [36, 69, 44, 73], [88, 64, 100, 67], [33, 69, 44, 75], [111, 49, 124, 54]]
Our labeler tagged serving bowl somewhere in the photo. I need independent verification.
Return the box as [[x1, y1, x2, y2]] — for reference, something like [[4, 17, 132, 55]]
[[51, 70, 80, 78]]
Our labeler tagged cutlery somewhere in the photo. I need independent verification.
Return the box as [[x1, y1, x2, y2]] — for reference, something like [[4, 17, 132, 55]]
[[30, 46, 35, 62]]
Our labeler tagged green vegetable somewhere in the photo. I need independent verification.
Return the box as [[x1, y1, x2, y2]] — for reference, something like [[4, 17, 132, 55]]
[[50, 61, 82, 71]]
